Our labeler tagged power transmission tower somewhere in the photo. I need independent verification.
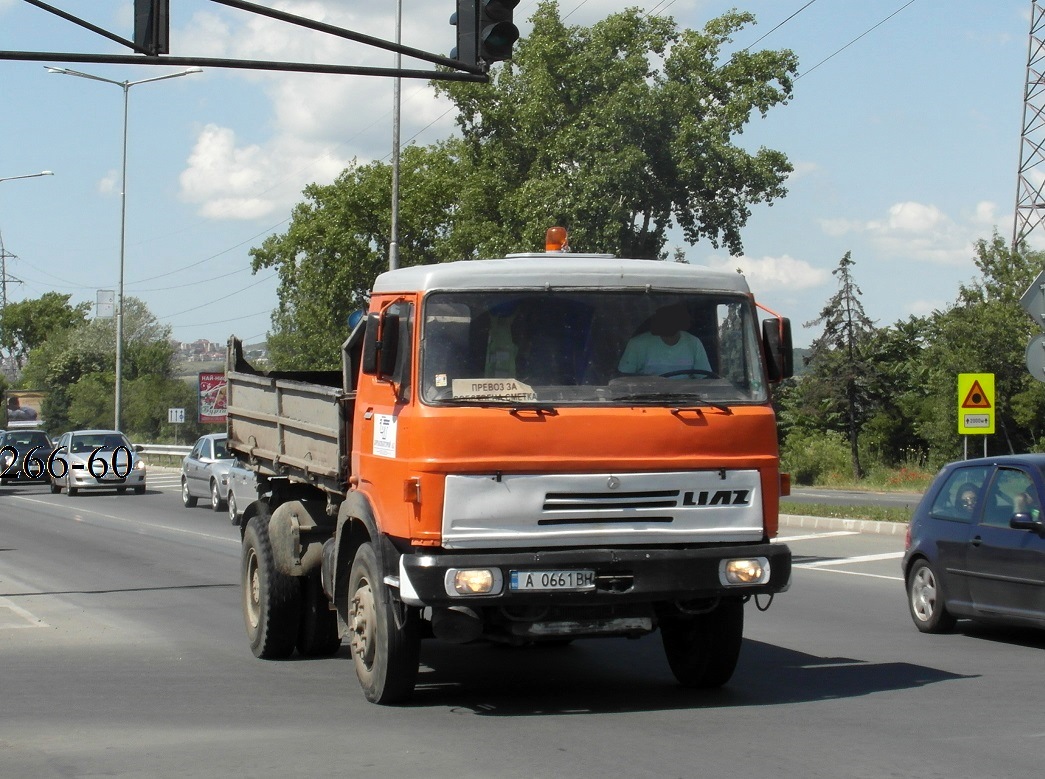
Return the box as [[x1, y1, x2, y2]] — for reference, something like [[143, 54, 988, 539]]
[[1013, 0, 1045, 249], [0, 228, 23, 315]]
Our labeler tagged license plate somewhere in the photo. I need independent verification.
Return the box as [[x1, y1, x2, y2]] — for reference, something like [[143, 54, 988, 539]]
[[509, 569, 595, 592]]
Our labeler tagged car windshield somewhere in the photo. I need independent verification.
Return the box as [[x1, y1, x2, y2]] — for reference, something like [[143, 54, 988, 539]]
[[420, 290, 768, 406], [8, 432, 50, 448], [70, 433, 131, 453]]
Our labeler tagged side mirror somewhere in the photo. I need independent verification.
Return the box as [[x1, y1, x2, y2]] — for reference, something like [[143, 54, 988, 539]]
[[361, 312, 400, 377], [1010, 513, 1045, 536], [762, 317, 794, 381]]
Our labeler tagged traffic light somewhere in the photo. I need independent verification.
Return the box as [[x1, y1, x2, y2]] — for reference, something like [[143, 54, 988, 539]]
[[450, 0, 479, 68], [478, 0, 519, 64], [134, 0, 170, 55]]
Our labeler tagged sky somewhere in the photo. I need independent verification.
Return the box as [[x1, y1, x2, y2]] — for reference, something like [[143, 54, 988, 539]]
[[0, 0, 1037, 350]]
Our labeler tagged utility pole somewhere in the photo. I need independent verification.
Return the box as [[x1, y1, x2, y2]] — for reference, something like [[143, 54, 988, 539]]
[[1013, 0, 1045, 249]]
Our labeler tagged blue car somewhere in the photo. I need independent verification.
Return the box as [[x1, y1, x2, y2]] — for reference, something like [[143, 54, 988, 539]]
[[903, 454, 1045, 633]]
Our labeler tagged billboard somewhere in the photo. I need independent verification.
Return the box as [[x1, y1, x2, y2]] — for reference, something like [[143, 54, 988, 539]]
[[4, 390, 45, 428], [198, 372, 227, 424]]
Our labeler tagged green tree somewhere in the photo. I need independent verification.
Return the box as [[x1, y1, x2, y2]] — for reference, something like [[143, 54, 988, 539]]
[[798, 252, 877, 478], [0, 292, 90, 373], [250, 143, 461, 368], [920, 233, 1045, 461], [253, 3, 797, 366], [436, 1, 797, 258], [21, 297, 180, 436]]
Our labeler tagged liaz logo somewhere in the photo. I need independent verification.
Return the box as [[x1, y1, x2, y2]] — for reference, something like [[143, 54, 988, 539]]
[[682, 489, 751, 506]]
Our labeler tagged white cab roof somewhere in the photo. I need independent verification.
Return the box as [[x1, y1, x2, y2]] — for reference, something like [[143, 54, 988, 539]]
[[372, 256, 751, 295]]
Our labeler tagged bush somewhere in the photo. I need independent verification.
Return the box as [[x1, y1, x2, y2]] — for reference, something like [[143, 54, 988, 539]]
[[780, 430, 851, 485]]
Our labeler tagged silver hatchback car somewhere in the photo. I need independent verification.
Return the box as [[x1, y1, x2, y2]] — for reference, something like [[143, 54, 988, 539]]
[[181, 433, 236, 511]]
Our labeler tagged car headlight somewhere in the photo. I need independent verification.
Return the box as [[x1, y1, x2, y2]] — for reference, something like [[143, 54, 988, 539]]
[[133, 460, 146, 471]]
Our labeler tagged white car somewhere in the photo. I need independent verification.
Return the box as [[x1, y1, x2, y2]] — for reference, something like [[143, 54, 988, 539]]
[[49, 429, 146, 496]]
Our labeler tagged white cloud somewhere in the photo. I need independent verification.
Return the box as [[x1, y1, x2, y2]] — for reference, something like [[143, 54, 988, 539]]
[[822, 200, 988, 267], [97, 169, 118, 196], [175, 2, 457, 220], [706, 253, 829, 294]]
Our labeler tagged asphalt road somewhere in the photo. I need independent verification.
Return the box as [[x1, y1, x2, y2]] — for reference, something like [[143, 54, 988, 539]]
[[1, 471, 1043, 778]]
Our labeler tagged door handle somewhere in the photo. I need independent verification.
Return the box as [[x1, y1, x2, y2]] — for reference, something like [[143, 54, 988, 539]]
[[970, 536, 982, 547]]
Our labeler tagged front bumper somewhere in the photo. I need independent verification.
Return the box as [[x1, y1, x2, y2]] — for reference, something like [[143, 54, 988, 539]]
[[399, 542, 791, 607], [68, 469, 146, 490]]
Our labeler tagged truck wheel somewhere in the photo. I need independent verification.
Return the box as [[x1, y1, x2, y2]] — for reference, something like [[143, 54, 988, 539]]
[[348, 542, 420, 704], [661, 599, 744, 689], [182, 478, 197, 508], [242, 514, 301, 659], [297, 572, 342, 657]]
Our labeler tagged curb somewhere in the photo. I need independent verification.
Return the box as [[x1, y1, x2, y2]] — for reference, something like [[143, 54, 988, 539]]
[[781, 513, 909, 537]]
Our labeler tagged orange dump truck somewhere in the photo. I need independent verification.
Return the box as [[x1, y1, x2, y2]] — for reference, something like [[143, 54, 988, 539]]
[[227, 246, 794, 704]]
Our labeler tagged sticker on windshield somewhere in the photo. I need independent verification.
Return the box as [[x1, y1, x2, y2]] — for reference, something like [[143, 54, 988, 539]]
[[373, 414, 397, 458], [451, 379, 537, 402]]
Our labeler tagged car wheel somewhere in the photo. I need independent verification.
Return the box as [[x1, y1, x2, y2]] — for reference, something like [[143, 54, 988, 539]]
[[661, 598, 744, 689], [211, 479, 227, 512], [182, 478, 197, 508], [49, 479, 61, 494], [134, 485, 145, 495], [116, 487, 127, 494], [242, 512, 300, 659], [227, 490, 238, 524], [907, 558, 957, 633], [348, 542, 420, 704], [67, 486, 78, 497]]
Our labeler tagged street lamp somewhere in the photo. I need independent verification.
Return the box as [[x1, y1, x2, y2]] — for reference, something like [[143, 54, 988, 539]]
[[0, 171, 54, 184], [47, 66, 202, 431]]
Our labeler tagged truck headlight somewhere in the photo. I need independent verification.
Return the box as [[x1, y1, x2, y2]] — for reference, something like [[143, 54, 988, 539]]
[[444, 568, 503, 597], [720, 558, 770, 586]]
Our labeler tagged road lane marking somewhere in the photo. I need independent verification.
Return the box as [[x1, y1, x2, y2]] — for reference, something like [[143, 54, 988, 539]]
[[0, 599, 49, 629], [798, 551, 904, 568], [7, 494, 239, 546], [777, 530, 860, 543]]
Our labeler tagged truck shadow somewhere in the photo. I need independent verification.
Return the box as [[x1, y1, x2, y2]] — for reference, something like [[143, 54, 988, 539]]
[[404, 637, 975, 715]]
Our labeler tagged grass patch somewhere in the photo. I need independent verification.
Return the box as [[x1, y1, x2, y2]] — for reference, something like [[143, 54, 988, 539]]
[[781, 501, 913, 525]]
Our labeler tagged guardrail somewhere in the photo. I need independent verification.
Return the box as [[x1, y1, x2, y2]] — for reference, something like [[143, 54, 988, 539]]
[[139, 444, 192, 457]]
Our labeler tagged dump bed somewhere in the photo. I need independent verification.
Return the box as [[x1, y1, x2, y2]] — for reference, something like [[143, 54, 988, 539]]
[[225, 337, 350, 497]]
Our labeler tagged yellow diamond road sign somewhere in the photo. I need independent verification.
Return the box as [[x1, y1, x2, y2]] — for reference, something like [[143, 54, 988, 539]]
[[957, 373, 994, 435]]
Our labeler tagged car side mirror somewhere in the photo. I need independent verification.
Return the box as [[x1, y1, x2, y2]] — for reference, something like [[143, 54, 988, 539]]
[[1010, 513, 1045, 536]]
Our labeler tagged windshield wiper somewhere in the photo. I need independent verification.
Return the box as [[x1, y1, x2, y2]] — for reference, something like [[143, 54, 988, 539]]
[[614, 393, 733, 414]]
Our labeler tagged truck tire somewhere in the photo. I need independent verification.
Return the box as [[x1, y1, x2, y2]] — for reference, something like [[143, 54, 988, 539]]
[[348, 542, 420, 704], [242, 514, 301, 659], [661, 599, 744, 689], [297, 572, 342, 657]]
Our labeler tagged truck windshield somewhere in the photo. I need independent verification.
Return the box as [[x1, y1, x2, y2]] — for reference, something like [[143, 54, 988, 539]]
[[420, 291, 768, 406]]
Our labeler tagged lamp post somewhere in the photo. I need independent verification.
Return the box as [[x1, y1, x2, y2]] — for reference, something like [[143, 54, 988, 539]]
[[47, 66, 201, 431], [0, 170, 53, 316]]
